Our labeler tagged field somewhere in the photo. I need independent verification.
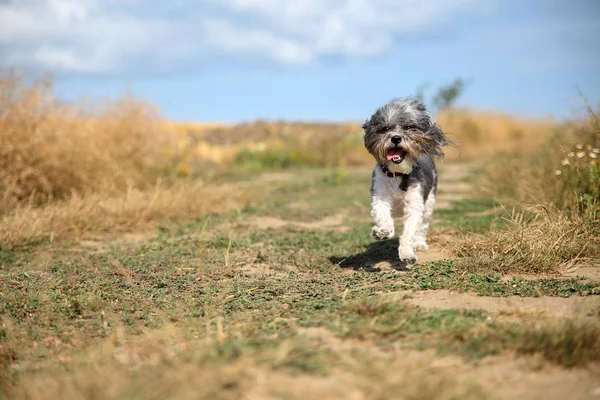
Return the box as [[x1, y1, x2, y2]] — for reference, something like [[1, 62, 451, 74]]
[[1, 71, 599, 399]]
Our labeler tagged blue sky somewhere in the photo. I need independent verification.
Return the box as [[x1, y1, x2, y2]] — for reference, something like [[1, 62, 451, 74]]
[[1, 0, 599, 122]]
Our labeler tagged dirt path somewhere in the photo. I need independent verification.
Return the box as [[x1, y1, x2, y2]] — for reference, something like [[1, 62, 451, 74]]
[[5, 161, 599, 400]]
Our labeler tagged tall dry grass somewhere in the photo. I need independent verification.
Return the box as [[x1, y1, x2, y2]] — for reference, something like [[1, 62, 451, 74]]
[[481, 110, 600, 215], [0, 70, 265, 248], [455, 108, 600, 273], [0, 70, 173, 212], [454, 205, 600, 274]]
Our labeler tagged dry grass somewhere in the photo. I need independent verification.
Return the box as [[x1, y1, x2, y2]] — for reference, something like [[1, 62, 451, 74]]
[[170, 109, 557, 173], [0, 70, 262, 247], [0, 181, 259, 250], [166, 121, 230, 134], [3, 324, 485, 400], [452, 107, 600, 274], [435, 108, 556, 161], [178, 120, 370, 168], [480, 110, 600, 213], [0, 70, 174, 213], [453, 206, 600, 274]]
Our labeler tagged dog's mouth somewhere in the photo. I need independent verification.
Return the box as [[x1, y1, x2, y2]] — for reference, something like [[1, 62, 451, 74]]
[[386, 147, 406, 164]]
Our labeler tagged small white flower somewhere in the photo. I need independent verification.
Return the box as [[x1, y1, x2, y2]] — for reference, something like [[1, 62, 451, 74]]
[[555, 170, 562, 175], [576, 151, 586, 158], [561, 158, 570, 166], [592, 148, 600, 154], [590, 152, 598, 159], [575, 144, 583, 150], [568, 152, 575, 157]]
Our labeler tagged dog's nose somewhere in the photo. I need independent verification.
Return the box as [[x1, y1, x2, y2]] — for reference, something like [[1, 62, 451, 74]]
[[391, 135, 402, 145]]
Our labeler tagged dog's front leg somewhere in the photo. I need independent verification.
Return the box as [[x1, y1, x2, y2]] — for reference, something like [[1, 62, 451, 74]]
[[370, 183, 395, 241], [398, 185, 425, 264]]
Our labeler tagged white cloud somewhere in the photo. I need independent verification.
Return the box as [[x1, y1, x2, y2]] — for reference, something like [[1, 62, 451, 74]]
[[0, 0, 489, 73]]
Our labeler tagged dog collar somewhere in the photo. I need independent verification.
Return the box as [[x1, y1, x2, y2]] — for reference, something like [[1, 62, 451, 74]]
[[379, 164, 411, 191]]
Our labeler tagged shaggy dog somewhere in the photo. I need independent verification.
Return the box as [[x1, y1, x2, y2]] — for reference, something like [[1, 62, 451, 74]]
[[362, 97, 449, 264]]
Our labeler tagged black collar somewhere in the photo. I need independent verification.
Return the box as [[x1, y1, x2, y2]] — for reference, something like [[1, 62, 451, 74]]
[[379, 164, 412, 191], [380, 163, 406, 177]]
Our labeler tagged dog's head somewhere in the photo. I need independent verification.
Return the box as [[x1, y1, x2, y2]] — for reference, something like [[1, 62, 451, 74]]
[[362, 98, 448, 173]]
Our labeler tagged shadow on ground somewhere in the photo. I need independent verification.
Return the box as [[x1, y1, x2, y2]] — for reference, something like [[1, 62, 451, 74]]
[[329, 238, 409, 272]]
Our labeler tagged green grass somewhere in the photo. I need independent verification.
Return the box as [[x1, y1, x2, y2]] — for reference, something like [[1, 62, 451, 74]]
[[233, 148, 314, 171], [0, 246, 17, 269]]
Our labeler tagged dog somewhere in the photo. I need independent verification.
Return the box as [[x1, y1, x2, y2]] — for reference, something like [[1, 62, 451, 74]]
[[362, 97, 449, 265]]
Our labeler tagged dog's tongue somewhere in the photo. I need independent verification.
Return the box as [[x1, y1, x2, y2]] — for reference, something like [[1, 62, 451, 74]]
[[386, 148, 404, 161]]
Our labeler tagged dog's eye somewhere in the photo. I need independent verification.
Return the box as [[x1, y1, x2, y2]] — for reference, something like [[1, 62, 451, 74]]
[[405, 125, 418, 131]]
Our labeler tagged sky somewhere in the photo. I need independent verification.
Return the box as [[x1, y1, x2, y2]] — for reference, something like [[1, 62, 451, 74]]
[[1, 0, 599, 123]]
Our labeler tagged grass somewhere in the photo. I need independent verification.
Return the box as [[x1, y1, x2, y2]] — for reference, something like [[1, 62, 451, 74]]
[[2, 70, 599, 399], [435, 197, 501, 233], [479, 111, 600, 212], [4, 329, 489, 400], [0, 70, 176, 213], [0, 181, 262, 250], [168, 106, 559, 174], [452, 109, 600, 275], [434, 107, 556, 161], [453, 206, 600, 274], [2, 179, 598, 392]]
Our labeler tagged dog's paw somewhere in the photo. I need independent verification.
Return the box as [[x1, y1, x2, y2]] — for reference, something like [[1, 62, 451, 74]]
[[371, 226, 394, 240], [413, 241, 429, 252], [398, 247, 417, 264]]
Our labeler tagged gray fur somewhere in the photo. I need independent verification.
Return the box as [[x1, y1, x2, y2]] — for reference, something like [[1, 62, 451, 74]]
[[406, 155, 437, 201]]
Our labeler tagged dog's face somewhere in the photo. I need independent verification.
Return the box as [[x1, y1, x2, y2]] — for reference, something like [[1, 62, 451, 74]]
[[362, 98, 447, 169]]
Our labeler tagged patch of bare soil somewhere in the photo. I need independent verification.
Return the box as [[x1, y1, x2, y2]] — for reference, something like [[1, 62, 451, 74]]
[[243, 212, 349, 231], [563, 265, 600, 282], [402, 289, 599, 318]]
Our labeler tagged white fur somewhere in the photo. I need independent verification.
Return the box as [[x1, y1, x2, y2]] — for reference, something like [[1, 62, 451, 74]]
[[385, 158, 415, 175], [370, 166, 433, 263], [370, 168, 396, 240], [413, 193, 435, 251]]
